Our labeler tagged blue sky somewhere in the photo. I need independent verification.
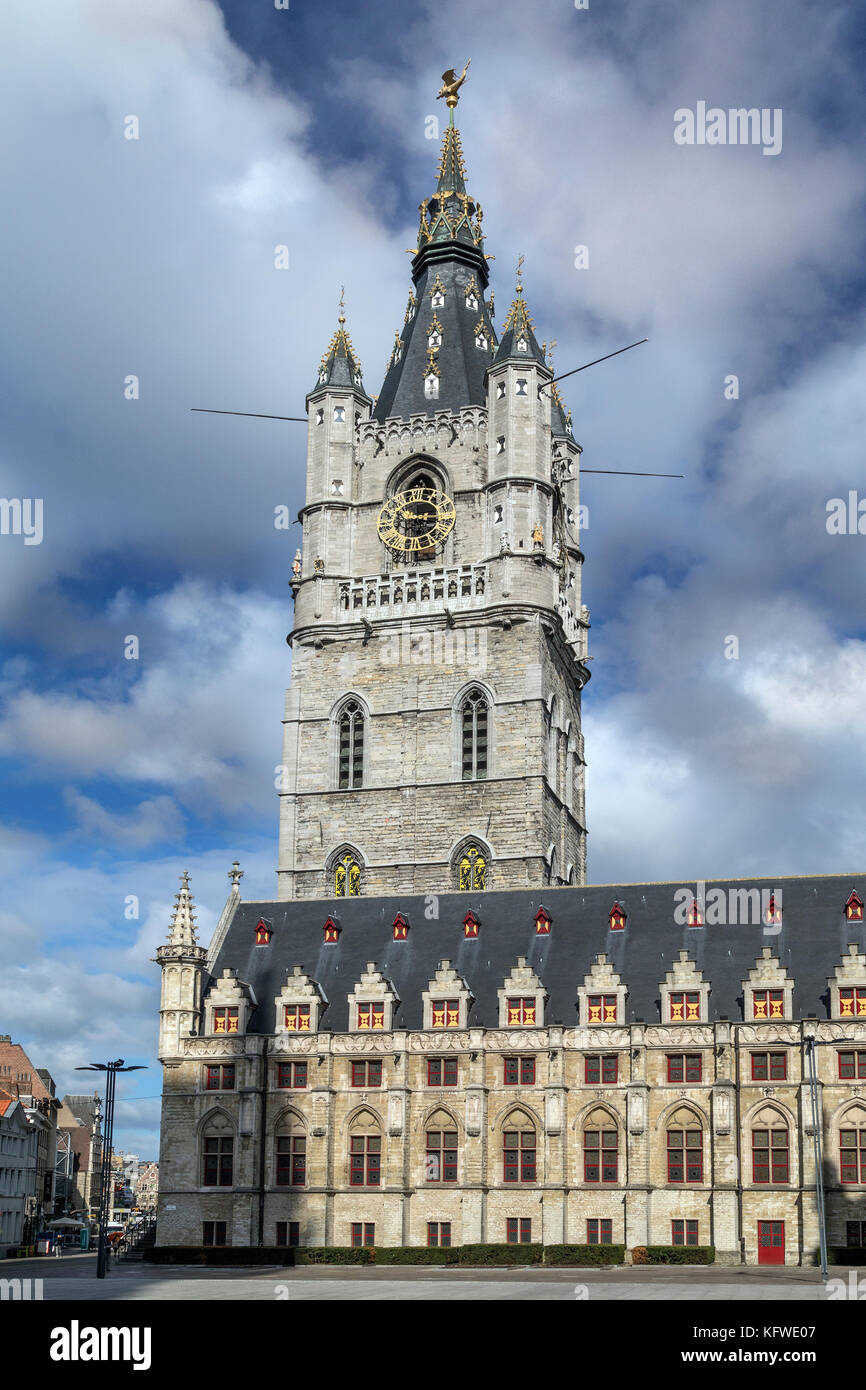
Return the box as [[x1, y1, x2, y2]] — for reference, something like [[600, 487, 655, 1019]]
[[1, 0, 865, 1155]]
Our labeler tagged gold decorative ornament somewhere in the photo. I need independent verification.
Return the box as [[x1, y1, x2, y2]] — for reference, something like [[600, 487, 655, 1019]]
[[437, 60, 471, 113], [377, 485, 456, 555]]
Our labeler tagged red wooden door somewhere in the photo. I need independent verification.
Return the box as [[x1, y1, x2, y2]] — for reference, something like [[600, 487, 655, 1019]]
[[758, 1220, 785, 1264]]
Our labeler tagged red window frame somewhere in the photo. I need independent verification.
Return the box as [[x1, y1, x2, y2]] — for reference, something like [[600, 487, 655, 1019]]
[[587, 994, 617, 1025], [427, 1058, 458, 1087], [426, 1131, 458, 1183], [351, 1059, 383, 1088], [583, 1128, 618, 1183], [750, 1052, 787, 1081], [752, 1128, 789, 1184], [672, 1220, 699, 1246], [839, 1051, 866, 1080], [284, 1004, 311, 1032], [205, 1064, 236, 1091], [275, 1221, 300, 1248], [503, 1130, 536, 1183], [357, 1002, 385, 1031], [840, 1127, 866, 1184], [202, 1136, 233, 1187], [840, 988, 866, 1019], [506, 1217, 532, 1245], [667, 1128, 703, 1183], [584, 1054, 618, 1084], [504, 1057, 536, 1085], [753, 989, 784, 1020], [587, 1219, 613, 1245], [276, 1135, 306, 1187], [349, 1135, 381, 1186], [213, 1007, 239, 1034], [669, 992, 700, 1022], [506, 998, 537, 1026], [666, 1054, 702, 1084], [431, 999, 460, 1029], [427, 1221, 452, 1248], [351, 1222, 375, 1248], [276, 1061, 308, 1089]]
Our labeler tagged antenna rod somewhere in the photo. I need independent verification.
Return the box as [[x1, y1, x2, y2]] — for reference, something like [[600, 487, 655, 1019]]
[[191, 408, 308, 422], [540, 338, 648, 388]]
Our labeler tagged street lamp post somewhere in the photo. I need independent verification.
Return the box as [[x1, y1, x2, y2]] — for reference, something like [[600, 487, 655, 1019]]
[[75, 1060, 146, 1279], [803, 1034, 857, 1282]]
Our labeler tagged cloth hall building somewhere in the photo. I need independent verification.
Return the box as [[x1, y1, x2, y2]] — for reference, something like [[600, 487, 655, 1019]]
[[155, 86, 866, 1266]]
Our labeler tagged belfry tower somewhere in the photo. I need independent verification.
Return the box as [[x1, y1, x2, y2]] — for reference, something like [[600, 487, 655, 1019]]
[[277, 76, 590, 900]]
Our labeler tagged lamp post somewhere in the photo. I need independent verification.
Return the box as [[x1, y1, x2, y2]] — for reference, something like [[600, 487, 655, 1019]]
[[803, 1035, 856, 1282], [75, 1060, 146, 1279]]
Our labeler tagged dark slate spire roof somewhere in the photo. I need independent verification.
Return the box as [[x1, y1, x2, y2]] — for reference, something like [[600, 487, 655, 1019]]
[[205, 874, 865, 1033], [311, 294, 367, 396], [493, 266, 547, 367], [373, 114, 496, 422]]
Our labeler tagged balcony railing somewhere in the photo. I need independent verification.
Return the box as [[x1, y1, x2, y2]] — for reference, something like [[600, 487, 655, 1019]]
[[337, 565, 488, 621]]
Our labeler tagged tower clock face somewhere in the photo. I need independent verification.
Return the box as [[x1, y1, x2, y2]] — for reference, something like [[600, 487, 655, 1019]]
[[377, 485, 456, 556]]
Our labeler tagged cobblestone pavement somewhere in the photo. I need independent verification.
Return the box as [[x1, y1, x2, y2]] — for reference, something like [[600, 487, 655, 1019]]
[[2, 1255, 857, 1301]]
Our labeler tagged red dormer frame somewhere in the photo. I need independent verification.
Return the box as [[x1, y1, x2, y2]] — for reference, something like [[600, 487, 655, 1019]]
[[392, 912, 410, 941], [535, 907, 552, 936], [463, 910, 480, 938], [255, 918, 272, 946], [608, 902, 626, 932], [764, 892, 782, 927], [323, 915, 341, 944], [845, 890, 864, 923], [687, 899, 703, 928]]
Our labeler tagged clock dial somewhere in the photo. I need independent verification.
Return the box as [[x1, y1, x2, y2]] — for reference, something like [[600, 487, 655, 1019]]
[[377, 486, 456, 557]]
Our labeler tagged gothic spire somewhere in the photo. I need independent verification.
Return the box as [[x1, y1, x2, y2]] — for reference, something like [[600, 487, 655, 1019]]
[[166, 870, 199, 949], [493, 258, 547, 367], [312, 289, 366, 394]]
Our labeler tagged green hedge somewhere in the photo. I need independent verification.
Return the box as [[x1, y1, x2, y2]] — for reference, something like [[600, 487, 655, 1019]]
[[543, 1243, 625, 1266], [372, 1246, 457, 1265], [455, 1243, 543, 1266], [295, 1246, 373, 1265], [644, 1245, 715, 1265], [144, 1245, 294, 1265]]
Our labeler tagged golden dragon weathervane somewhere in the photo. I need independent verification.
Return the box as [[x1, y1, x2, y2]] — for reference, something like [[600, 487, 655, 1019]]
[[437, 60, 471, 122]]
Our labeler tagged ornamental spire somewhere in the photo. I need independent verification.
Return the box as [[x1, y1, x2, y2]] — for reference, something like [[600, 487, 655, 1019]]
[[312, 288, 367, 394], [167, 871, 199, 948], [493, 257, 547, 367]]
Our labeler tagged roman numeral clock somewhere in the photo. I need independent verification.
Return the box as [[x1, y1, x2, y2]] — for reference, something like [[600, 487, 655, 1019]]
[[376, 483, 457, 561]]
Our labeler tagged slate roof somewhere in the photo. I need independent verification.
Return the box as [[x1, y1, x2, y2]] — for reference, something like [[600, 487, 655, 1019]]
[[207, 874, 866, 1034]]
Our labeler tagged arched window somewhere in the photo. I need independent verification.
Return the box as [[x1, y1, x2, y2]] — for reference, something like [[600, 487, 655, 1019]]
[[338, 701, 364, 789], [751, 1115, 789, 1184], [349, 1114, 382, 1187], [335, 851, 361, 898], [840, 1111, 866, 1184], [201, 1114, 233, 1188], [275, 1114, 306, 1188], [461, 688, 488, 780], [667, 1111, 704, 1183], [583, 1110, 618, 1183], [425, 1114, 458, 1183], [502, 1116, 536, 1183], [458, 844, 486, 891]]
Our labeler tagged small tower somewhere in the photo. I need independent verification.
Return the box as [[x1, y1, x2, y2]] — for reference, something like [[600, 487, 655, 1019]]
[[155, 871, 207, 1060]]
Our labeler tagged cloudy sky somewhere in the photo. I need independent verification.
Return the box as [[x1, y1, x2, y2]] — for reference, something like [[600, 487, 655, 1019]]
[[1, 0, 864, 1155]]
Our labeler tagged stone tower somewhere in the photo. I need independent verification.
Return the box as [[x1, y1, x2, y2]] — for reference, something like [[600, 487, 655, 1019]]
[[155, 872, 207, 1059], [277, 94, 589, 901]]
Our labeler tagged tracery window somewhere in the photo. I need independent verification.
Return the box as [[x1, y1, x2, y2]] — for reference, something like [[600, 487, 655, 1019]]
[[335, 852, 361, 898], [667, 1127, 703, 1183], [461, 689, 488, 780], [338, 702, 364, 789], [503, 1124, 536, 1182], [458, 844, 486, 891], [752, 1126, 789, 1184]]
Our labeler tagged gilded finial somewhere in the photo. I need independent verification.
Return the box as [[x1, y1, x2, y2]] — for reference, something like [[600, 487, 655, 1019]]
[[338, 285, 345, 324], [516, 254, 525, 292], [437, 61, 471, 124]]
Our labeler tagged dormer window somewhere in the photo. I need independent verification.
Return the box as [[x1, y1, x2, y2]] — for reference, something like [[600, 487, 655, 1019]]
[[428, 330, 442, 349], [535, 908, 552, 936], [213, 1008, 238, 1035], [764, 893, 782, 927], [431, 290, 444, 308], [516, 337, 528, 352], [358, 1002, 385, 1030], [753, 989, 784, 1021], [323, 916, 341, 944], [284, 1005, 311, 1032], [392, 913, 410, 941], [475, 333, 488, 350], [515, 378, 528, 396], [840, 989, 866, 1019], [333, 406, 345, 423], [431, 999, 460, 1029], [588, 994, 617, 1024], [496, 382, 506, 399], [846, 891, 864, 922], [687, 900, 703, 928], [670, 992, 700, 1023], [466, 292, 478, 311], [608, 903, 626, 932], [353, 372, 362, 387], [424, 374, 439, 400], [463, 910, 480, 939], [255, 919, 272, 946], [506, 997, 537, 1025], [318, 371, 327, 385]]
